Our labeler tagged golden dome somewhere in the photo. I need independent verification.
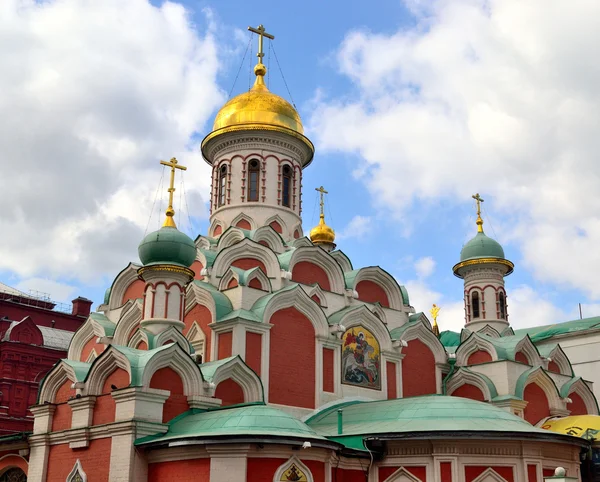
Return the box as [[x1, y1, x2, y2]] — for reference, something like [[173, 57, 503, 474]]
[[310, 214, 336, 245]]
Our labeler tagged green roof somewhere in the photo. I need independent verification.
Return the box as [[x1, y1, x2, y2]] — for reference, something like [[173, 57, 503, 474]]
[[217, 309, 261, 324], [251, 284, 299, 319], [400, 286, 410, 305], [90, 312, 117, 337], [440, 330, 461, 347], [62, 359, 92, 382], [514, 316, 600, 343], [198, 356, 239, 382], [138, 226, 196, 267], [192, 281, 233, 320], [277, 249, 295, 270], [460, 231, 505, 262], [135, 403, 327, 446], [197, 248, 217, 268]]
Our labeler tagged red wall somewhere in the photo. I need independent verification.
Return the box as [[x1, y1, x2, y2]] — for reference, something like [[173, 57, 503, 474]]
[[215, 378, 245, 406], [528, 464, 538, 482], [356, 280, 390, 307], [523, 383, 550, 425], [323, 348, 334, 393], [46, 438, 112, 482], [515, 351, 529, 364], [0, 299, 85, 332], [245, 332, 262, 376], [386, 361, 397, 399], [269, 307, 315, 408], [402, 339, 436, 397], [81, 336, 105, 362], [291, 262, 331, 291], [232, 258, 267, 273], [121, 279, 145, 305], [451, 383, 485, 402], [441, 462, 452, 482], [465, 466, 514, 482], [380, 466, 426, 481], [248, 277, 264, 290], [149, 367, 189, 423], [183, 304, 212, 362], [247, 458, 324, 482], [148, 458, 210, 482], [569, 392, 588, 415], [218, 332, 233, 359], [467, 350, 492, 365], [236, 219, 252, 230], [92, 368, 129, 426], [51, 379, 74, 432], [547, 361, 561, 374], [332, 468, 367, 482], [190, 260, 204, 280], [270, 221, 283, 233]]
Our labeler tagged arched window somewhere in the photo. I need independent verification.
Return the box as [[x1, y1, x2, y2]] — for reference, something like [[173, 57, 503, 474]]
[[499, 291, 506, 319], [218, 164, 227, 207], [471, 291, 480, 319], [248, 159, 260, 202], [282, 165, 292, 207]]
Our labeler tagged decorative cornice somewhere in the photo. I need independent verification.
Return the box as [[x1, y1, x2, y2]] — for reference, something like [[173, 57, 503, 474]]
[[453, 258, 514, 278], [138, 264, 195, 278]]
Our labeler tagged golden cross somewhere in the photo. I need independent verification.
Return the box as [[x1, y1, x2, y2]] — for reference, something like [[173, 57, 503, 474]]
[[316, 186, 328, 217], [160, 157, 187, 228], [430, 303, 440, 323], [472, 193, 484, 233], [248, 24, 274, 65]]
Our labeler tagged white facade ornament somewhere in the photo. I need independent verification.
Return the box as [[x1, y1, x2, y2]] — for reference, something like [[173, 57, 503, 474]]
[[66, 459, 87, 482]]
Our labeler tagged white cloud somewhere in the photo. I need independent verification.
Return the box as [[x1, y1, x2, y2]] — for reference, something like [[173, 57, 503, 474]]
[[414, 256, 435, 279], [0, 0, 225, 282], [311, 0, 600, 299], [336, 215, 373, 241], [15, 277, 77, 304]]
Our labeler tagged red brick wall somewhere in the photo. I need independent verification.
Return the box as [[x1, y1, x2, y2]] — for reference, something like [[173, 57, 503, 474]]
[[136, 340, 148, 350], [291, 261, 331, 291], [149, 367, 189, 423], [356, 280, 390, 307], [227, 278, 238, 289], [121, 279, 145, 305], [190, 260, 204, 280], [218, 331, 232, 359], [323, 348, 335, 393], [441, 462, 452, 482], [148, 458, 210, 482], [0, 455, 28, 475], [0, 299, 85, 331], [92, 368, 129, 426], [214, 378, 245, 406], [183, 304, 212, 362], [332, 468, 367, 482], [46, 438, 112, 482], [568, 392, 588, 415], [547, 361, 561, 374], [269, 307, 315, 408], [515, 351, 529, 364], [245, 332, 262, 376], [523, 383, 550, 425], [248, 277, 264, 290], [402, 339, 436, 397], [380, 466, 426, 481], [386, 361, 397, 399], [236, 219, 252, 230], [270, 221, 283, 233], [80, 336, 105, 362], [527, 464, 538, 482], [213, 225, 222, 236], [465, 466, 514, 482], [247, 458, 285, 482], [51, 379, 74, 432], [451, 383, 485, 402], [467, 350, 493, 365], [232, 257, 267, 273]]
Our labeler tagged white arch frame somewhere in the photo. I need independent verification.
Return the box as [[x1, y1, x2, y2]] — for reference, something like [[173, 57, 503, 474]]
[[564, 378, 599, 415], [350, 266, 404, 310], [514, 336, 541, 366], [67, 459, 87, 482], [211, 356, 264, 403], [253, 225, 285, 253], [212, 238, 280, 281], [399, 321, 447, 365], [455, 333, 498, 366], [153, 327, 191, 353], [273, 456, 314, 482], [67, 314, 115, 361], [332, 305, 393, 352], [217, 227, 246, 250], [186, 321, 206, 358], [381, 467, 423, 482], [446, 368, 496, 401], [330, 250, 353, 273], [194, 235, 212, 250], [264, 214, 288, 237], [219, 267, 241, 291], [288, 246, 345, 294], [516, 367, 564, 412], [84, 347, 131, 395], [209, 219, 225, 238], [107, 263, 141, 310], [302, 284, 328, 308], [472, 468, 507, 482], [547, 345, 573, 376], [370, 304, 387, 324], [185, 283, 221, 322], [292, 237, 313, 248], [231, 212, 257, 231], [477, 324, 501, 338], [291, 223, 303, 241], [38, 361, 80, 403], [111, 299, 143, 346], [127, 329, 150, 350]]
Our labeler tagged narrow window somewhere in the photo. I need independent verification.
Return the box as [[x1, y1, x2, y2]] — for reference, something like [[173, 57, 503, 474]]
[[282, 165, 292, 207], [499, 292, 506, 319], [248, 159, 260, 202], [218, 165, 227, 207], [472, 291, 480, 319]]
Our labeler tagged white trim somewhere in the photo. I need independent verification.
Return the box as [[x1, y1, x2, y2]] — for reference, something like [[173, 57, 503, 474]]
[[477, 325, 501, 338], [455, 333, 498, 366], [211, 357, 264, 403], [471, 467, 508, 482], [111, 300, 143, 346], [186, 321, 206, 359], [212, 238, 280, 282], [273, 456, 314, 482], [514, 336, 542, 367], [446, 368, 495, 401], [252, 225, 286, 253], [38, 360, 77, 403], [84, 347, 131, 395], [330, 251, 353, 273], [288, 246, 345, 294], [565, 378, 599, 415], [231, 212, 257, 231], [217, 227, 246, 250], [107, 263, 140, 311], [349, 267, 404, 310], [66, 459, 87, 482], [381, 467, 422, 482]]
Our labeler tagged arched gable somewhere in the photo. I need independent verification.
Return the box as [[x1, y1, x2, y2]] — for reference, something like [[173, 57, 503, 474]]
[[255, 286, 329, 337], [252, 226, 285, 253], [111, 300, 143, 346], [185, 281, 233, 322], [84, 346, 132, 395], [292, 224, 303, 240], [185, 321, 206, 358], [381, 467, 422, 482], [370, 303, 387, 324], [330, 250, 353, 272], [231, 213, 256, 231], [218, 267, 271, 293], [456, 333, 498, 367], [330, 305, 393, 352], [446, 368, 498, 401], [398, 321, 447, 365], [194, 235, 213, 251], [546, 345, 573, 376], [153, 328, 192, 353], [206, 356, 263, 403], [273, 456, 314, 482], [293, 237, 314, 248], [5, 317, 43, 345], [265, 214, 287, 236], [212, 238, 280, 281], [217, 227, 247, 250], [561, 377, 599, 415], [288, 246, 345, 293], [348, 267, 403, 310], [107, 262, 141, 310], [127, 329, 151, 351], [38, 360, 87, 404], [67, 313, 116, 361], [515, 367, 563, 412], [514, 336, 541, 366], [302, 284, 328, 308], [471, 468, 508, 482], [477, 325, 501, 338], [209, 219, 224, 238]]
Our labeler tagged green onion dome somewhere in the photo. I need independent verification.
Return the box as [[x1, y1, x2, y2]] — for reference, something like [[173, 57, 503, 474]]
[[138, 226, 196, 268], [460, 231, 505, 262]]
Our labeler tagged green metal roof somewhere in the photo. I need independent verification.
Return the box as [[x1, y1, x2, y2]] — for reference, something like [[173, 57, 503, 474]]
[[277, 249, 295, 270], [90, 312, 117, 337], [514, 316, 600, 343], [197, 248, 217, 268], [514, 367, 559, 399], [135, 403, 327, 446], [63, 359, 92, 382], [344, 270, 360, 289], [192, 280, 233, 320], [251, 284, 299, 319], [198, 356, 239, 382], [400, 286, 410, 305], [217, 309, 262, 324], [138, 226, 196, 268], [439, 330, 461, 347], [460, 231, 505, 262]]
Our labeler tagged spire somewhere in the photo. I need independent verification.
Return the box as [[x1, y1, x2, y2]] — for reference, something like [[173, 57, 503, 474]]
[[430, 303, 440, 338], [472, 193, 484, 233], [159, 157, 187, 228], [248, 24, 274, 87]]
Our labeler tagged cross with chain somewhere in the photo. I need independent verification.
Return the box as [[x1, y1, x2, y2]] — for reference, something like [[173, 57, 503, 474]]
[[315, 186, 328, 217], [472, 193, 484, 233], [248, 24, 275, 65], [160, 157, 187, 228]]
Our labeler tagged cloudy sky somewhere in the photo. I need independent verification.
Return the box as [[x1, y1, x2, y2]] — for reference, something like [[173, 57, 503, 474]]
[[1, 0, 598, 333]]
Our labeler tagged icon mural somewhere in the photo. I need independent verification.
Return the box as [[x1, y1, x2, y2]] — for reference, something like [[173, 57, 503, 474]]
[[280, 464, 308, 481], [342, 326, 381, 390]]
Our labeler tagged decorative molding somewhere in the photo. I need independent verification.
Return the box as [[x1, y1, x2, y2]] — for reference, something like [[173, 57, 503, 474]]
[[212, 238, 280, 281], [455, 333, 498, 366], [288, 246, 346, 294], [66, 459, 87, 482], [273, 456, 314, 482], [252, 225, 286, 253], [210, 356, 264, 403], [350, 266, 404, 310]]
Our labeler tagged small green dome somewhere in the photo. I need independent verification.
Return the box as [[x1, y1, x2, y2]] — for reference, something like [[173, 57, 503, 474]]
[[138, 226, 196, 267], [460, 231, 505, 262]]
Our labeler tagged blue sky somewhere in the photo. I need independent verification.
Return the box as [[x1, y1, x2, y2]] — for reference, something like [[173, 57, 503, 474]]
[[1, 0, 599, 332]]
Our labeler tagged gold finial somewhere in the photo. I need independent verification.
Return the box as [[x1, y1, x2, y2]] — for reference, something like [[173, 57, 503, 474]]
[[310, 186, 336, 245], [248, 24, 274, 69], [316, 185, 328, 219], [472, 193, 484, 233], [159, 157, 187, 228], [430, 303, 441, 337]]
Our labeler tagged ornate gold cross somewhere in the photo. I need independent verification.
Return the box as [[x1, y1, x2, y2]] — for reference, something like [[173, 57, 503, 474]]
[[160, 157, 187, 228], [248, 24, 274, 65], [472, 192, 484, 233], [316, 185, 328, 217]]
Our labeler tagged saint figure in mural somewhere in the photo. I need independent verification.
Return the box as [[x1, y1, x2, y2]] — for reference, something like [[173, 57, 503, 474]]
[[342, 326, 381, 389]]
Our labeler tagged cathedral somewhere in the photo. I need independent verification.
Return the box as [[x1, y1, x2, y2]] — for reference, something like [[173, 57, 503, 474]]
[[2, 24, 599, 482]]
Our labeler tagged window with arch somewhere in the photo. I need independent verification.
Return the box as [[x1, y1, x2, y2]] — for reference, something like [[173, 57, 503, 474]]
[[499, 291, 506, 319], [282, 164, 292, 207], [0, 468, 27, 482], [218, 164, 227, 207], [248, 159, 260, 202], [471, 291, 481, 319]]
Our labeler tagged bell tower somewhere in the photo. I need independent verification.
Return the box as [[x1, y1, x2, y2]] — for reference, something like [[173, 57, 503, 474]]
[[201, 25, 314, 242]]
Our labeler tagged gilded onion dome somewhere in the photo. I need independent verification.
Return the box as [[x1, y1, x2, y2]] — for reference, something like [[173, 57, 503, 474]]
[[310, 214, 336, 245]]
